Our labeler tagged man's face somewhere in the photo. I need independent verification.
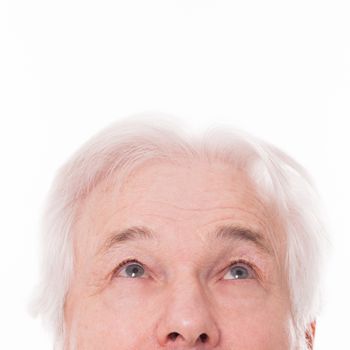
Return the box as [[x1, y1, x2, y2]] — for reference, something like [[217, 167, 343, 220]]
[[65, 159, 293, 349]]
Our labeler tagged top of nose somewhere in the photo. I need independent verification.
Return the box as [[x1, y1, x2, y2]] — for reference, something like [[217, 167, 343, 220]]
[[157, 313, 220, 349], [155, 280, 220, 349]]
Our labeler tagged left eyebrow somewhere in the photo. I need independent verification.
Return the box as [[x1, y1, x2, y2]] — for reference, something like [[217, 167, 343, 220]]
[[212, 224, 273, 256], [98, 224, 273, 257]]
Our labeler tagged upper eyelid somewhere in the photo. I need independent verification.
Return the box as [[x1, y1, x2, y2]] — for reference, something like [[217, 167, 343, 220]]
[[113, 258, 259, 279], [228, 259, 256, 271], [224, 259, 258, 279], [113, 259, 147, 277]]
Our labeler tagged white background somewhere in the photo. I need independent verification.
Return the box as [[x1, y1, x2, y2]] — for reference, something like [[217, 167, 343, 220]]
[[1, 1, 349, 349]]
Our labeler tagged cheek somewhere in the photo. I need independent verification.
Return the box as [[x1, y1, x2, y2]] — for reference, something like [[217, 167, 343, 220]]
[[222, 316, 291, 349], [70, 283, 156, 349], [68, 278, 291, 350], [217, 293, 292, 349]]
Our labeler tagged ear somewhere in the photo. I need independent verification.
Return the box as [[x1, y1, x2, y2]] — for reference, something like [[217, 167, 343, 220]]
[[305, 320, 316, 349]]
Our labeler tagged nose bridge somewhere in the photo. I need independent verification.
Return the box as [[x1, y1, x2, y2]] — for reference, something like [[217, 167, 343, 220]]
[[169, 270, 208, 314], [156, 269, 220, 348]]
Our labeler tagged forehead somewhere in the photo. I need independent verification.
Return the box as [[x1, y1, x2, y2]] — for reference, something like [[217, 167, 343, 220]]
[[82, 161, 264, 225], [74, 161, 283, 268], [73, 158, 284, 263], [110, 159, 266, 213]]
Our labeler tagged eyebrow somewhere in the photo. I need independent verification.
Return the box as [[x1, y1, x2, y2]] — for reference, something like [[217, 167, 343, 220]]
[[214, 224, 272, 255], [99, 224, 273, 257]]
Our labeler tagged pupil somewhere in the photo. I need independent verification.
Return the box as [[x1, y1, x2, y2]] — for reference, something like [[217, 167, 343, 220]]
[[232, 266, 247, 278], [126, 264, 143, 278]]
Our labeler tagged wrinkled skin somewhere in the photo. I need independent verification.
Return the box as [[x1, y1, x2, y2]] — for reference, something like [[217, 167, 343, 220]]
[[64, 159, 313, 349]]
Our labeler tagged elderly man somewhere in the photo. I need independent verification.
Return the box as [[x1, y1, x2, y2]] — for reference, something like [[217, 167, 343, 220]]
[[32, 117, 327, 350]]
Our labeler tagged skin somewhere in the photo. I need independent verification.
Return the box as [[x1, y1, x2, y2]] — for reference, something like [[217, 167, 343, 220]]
[[64, 158, 315, 349]]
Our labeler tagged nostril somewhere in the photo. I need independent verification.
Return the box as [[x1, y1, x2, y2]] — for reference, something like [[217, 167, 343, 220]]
[[167, 331, 209, 344], [169, 332, 180, 341], [199, 333, 208, 343]]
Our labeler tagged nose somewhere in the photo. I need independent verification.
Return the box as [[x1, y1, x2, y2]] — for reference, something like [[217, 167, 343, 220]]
[[156, 277, 220, 349]]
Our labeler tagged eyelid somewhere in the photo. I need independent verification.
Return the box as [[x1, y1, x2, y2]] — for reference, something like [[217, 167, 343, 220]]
[[112, 257, 263, 281], [112, 258, 148, 278], [223, 258, 258, 280]]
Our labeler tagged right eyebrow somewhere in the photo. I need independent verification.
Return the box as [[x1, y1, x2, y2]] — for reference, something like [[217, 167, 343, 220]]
[[99, 225, 155, 256]]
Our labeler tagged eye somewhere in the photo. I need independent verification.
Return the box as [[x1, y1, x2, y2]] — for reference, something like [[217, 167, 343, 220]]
[[113, 259, 147, 279], [223, 260, 256, 280]]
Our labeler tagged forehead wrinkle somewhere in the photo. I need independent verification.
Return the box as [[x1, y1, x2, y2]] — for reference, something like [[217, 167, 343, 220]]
[[142, 200, 267, 213]]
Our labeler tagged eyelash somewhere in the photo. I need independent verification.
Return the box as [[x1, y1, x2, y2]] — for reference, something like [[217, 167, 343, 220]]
[[224, 258, 258, 279], [114, 258, 144, 274], [113, 258, 259, 280]]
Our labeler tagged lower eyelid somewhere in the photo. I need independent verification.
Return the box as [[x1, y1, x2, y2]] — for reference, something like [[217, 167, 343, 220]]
[[112, 258, 262, 281]]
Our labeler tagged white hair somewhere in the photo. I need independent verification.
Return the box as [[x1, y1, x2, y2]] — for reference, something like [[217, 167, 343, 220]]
[[30, 113, 329, 349]]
